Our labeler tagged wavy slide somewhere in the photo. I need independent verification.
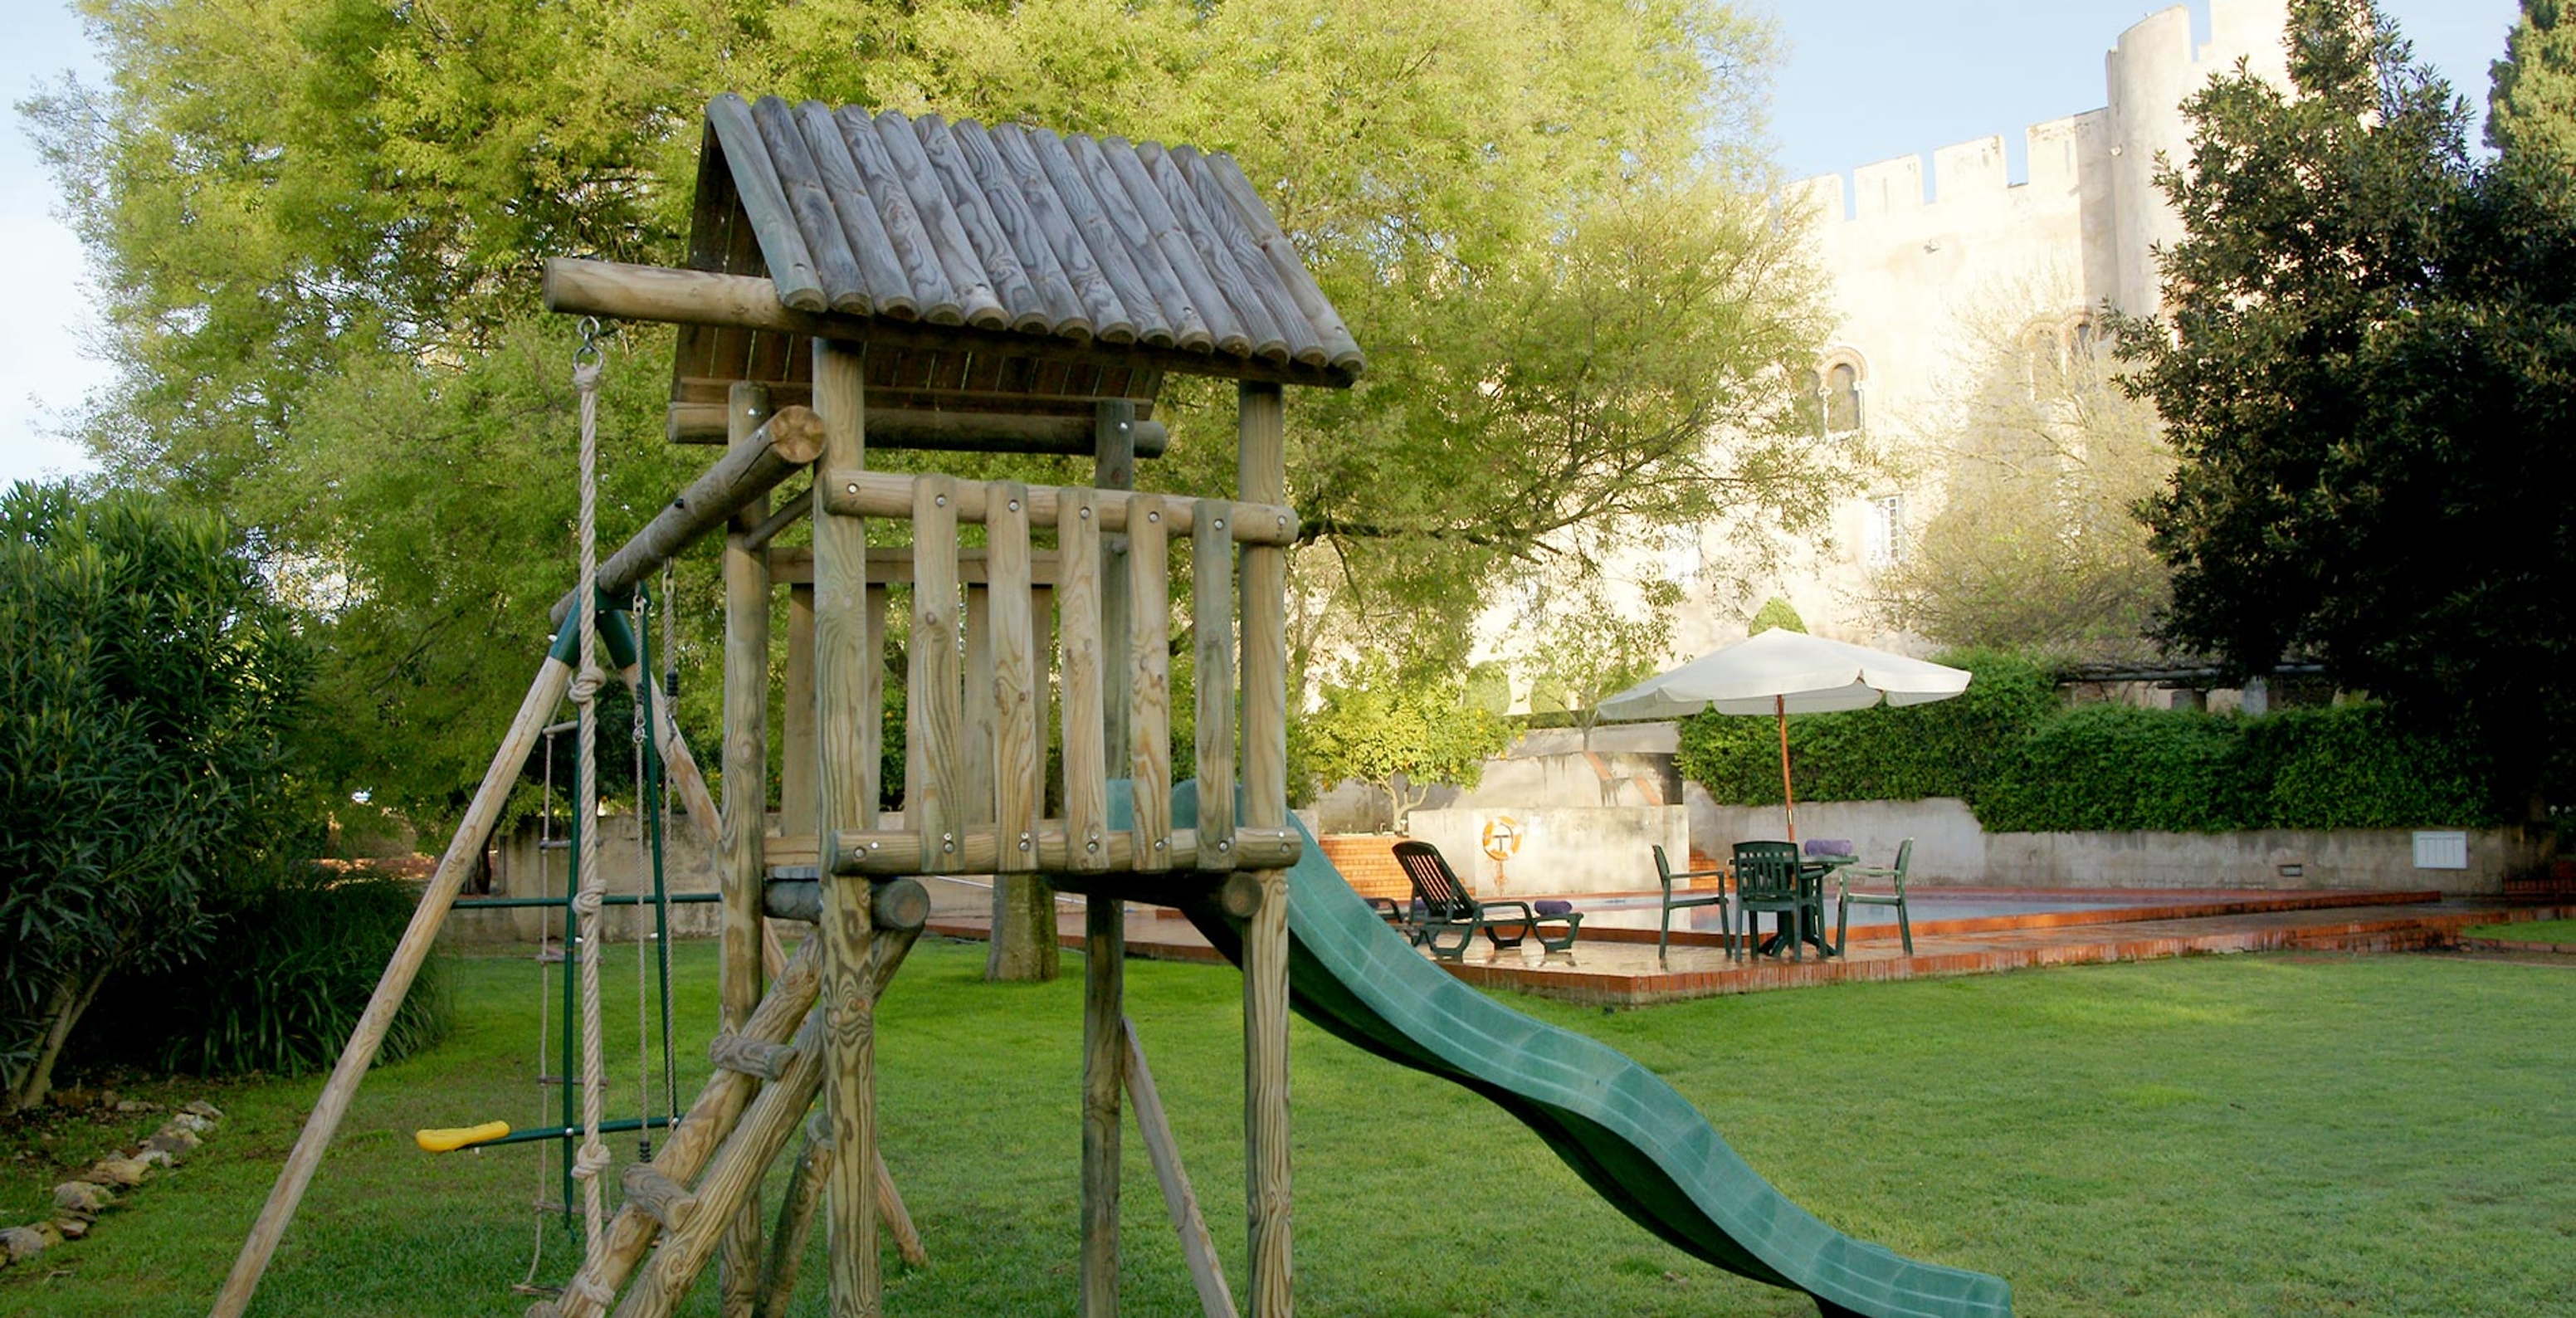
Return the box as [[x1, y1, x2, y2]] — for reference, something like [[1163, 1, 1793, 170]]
[[1159, 791, 2013, 1318]]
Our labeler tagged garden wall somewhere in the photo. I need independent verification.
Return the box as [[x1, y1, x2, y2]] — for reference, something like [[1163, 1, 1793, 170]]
[[441, 813, 723, 944], [1686, 793, 2539, 896]]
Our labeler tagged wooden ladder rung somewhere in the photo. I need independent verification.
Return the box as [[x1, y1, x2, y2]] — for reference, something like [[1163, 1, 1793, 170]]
[[708, 1029, 799, 1081], [620, 1164, 698, 1233]]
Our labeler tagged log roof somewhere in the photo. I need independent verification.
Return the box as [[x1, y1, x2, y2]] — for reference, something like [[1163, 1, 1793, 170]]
[[671, 95, 1361, 438]]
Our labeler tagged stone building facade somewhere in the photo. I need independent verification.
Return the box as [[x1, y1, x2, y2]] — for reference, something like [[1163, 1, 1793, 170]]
[[1679, 0, 2293, 655]]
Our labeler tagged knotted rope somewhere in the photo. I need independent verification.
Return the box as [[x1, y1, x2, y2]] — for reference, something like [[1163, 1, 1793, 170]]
[[569, 330, 609, 1263]]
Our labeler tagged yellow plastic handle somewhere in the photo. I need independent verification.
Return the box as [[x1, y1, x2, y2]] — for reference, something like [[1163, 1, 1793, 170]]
[[415, 1120, 511, 1153]]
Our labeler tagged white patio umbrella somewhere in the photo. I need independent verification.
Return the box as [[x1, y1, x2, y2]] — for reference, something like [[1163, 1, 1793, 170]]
[[1597, 627, 1971, 842]]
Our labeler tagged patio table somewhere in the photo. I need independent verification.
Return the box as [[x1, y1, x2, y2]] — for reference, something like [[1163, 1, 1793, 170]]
[[1751, 855, 1853, 958]]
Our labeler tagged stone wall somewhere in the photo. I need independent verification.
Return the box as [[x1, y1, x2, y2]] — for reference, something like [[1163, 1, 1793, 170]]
[[1405, 805, 1690, 898]]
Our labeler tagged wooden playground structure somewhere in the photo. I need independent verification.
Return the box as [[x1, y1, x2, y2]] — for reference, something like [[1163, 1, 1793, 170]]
[[210, 95, 1361, 1318]]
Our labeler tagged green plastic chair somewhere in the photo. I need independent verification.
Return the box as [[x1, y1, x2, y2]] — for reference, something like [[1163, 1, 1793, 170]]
[[1652, 844, 1730, 969], [1732, 841, 1807, 961], [1835, 837, 1915, 955]]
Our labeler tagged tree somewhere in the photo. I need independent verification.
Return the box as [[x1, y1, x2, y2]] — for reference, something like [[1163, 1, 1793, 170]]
[[1879, 300, 2170, 657], [2116, 0, 2576, 812], [1748, 597, 1808, 635], [1302, 658, 1512, 832], [0, 482, 318, 1110], [2489, 0, 2576, 164], [1522, 579, 1677, 750], [29, 0, 1840, 832]]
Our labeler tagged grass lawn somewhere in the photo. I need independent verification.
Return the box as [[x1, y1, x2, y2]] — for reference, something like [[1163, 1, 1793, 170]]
[[3, 939, 2571, 1316], [2464, 917, 2576, 945]]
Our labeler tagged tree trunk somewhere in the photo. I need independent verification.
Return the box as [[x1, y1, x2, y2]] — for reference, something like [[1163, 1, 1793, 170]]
[[10, 963, 111, 1112], [985, 875, 1061, 981]]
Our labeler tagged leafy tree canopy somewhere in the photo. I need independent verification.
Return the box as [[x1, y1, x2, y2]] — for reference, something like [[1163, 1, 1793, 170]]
[[1879, 296, 2169, 659], [31, 0, 1841, 832], [1302, 657, 1511, 831], [2115, 0, 2576, 810]]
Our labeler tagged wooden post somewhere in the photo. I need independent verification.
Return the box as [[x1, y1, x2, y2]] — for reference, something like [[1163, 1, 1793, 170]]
[[209, 652, 574, 1318], [1081, 876, 1125, 1318], [1236, 381, 1293, 1318], [812, 337, 881, 1318], [1125, 1018, 1239, 1318], [1083, 397, 1138, 1318], [720, 383, 774, 1318], [987, 483, 1057, 980]]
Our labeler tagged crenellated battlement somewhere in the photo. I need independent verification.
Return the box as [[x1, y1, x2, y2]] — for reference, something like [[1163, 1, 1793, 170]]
[[1791, 0, 2286, 227], [1791, 110, 2108, 224]]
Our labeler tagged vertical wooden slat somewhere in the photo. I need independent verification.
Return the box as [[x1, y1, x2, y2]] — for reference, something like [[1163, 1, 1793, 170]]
[[782, 584, 817, 837], [1095, 401, 1135, 826], [964, 583, 998, 849], [863, 583, 888, 821], [909, 476, 964, 872], [1235, 381, 1291, 1318], [1126, 494, 1171, 871], [810, 338, 881, 1318], [988, 486, 1040, 871], [1059, 489, 1110, 872], [1191, 501, 1237, 867]]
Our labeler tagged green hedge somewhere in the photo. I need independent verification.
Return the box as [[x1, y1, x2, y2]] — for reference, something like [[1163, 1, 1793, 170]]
[[1675, 649, 2059, 805], [80, 866, 451, 1078], [1678, 652, 2500, 832]]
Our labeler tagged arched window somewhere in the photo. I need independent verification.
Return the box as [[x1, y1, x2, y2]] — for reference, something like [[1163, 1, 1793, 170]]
[[1792, 367, 1824, 436], [1824, 362, 1862, 433]]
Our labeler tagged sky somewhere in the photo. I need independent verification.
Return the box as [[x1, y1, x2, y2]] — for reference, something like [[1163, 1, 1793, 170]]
[[0, 0, 2531, 489]]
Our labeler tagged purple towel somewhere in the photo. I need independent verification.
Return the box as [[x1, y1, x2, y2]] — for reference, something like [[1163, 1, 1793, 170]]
[[1534, 899, 1573, 917], [1804, 838, 1855, 857]]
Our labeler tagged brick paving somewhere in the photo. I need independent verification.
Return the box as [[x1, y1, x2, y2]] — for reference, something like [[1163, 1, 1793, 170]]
[[915, 877, 2576, 1008]]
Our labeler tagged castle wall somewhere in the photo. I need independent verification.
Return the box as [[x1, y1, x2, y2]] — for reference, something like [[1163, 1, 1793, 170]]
[[1744, 0, 2291, 648]]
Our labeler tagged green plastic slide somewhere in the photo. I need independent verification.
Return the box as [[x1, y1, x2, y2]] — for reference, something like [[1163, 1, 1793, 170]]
[[1159, 789, 2012, 1318]]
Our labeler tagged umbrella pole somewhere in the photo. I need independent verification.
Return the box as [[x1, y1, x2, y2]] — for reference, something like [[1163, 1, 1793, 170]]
[[1776, 695, 1796, 843]]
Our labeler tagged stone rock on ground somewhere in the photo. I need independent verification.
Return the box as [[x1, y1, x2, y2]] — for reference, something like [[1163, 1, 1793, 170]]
[[146, 1125, 202, 1161], [2, 1223, 58, 1262], [52, 1181, 115, 1217], [55, 1217, 88, 1240], [88, 1156, 150, 1189], [182, 1099, 224, 1122]]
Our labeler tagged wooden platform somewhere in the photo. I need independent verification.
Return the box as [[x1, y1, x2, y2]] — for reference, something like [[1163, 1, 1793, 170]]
[[919, 886, 2576, 1008]]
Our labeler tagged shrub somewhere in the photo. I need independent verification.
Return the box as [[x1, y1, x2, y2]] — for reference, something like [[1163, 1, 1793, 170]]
[[1675, 649, 2058, 804], [2242, 704, 2498, 828], [1974, 704, 2256, 832], [80, 866, 451, 1077], [0, 482, 320, 1110]]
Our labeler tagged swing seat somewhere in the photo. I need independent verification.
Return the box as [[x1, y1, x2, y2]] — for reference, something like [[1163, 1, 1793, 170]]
[[416, 1120, 511, 1153]]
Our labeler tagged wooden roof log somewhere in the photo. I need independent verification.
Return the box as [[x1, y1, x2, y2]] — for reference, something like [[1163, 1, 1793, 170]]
[[545, 258, 1358, 390]]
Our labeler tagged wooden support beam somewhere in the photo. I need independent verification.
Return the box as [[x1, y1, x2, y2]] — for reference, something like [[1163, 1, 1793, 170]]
[[718, 383, 772, 1318], [210, 652, 575, 1318], [531, 939, 827, 1318], [1124, 1018, 1239, 1318], [607, 925, 925, 1318], [1081, 891, 1125, 1318], [1236, 380, 1293, 1318], [708, 1031, 799, 1081], [810, 336, 882, 1318], [621, 1165, 699, 1235], [757, 1115, 929, 1318], [1191, 502, 1237, 868], [544, 258, 1359, 390], [767, 544, 1064, 588], [816, 824, 1297, 876], [546, 404, 824, 627], [820, 469, 1298, 548], [671, 401, 1172, 455]]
